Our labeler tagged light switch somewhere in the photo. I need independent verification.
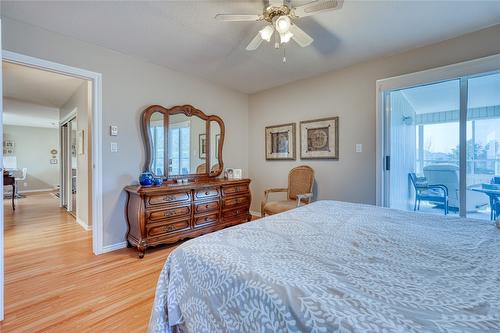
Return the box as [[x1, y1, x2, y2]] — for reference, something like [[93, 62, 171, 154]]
[[356, 144, 363, 153], [110, 125, 118, 136], [110, 142, 118, 152]]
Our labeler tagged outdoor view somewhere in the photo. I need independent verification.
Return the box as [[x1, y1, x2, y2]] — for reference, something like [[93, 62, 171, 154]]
[[390, 72, 500, 220]]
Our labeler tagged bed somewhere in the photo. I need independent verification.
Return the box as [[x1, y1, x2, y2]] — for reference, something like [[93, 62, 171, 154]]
[[149, 200, 500, 332]]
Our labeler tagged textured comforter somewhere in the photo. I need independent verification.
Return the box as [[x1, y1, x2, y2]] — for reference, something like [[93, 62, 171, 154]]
[[149, 200, 500, 333]]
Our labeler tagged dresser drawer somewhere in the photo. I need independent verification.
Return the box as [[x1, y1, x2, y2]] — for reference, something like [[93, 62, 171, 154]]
[[223, 195, 249, 209], [194, 188, 220, 201], [222, 184, 249, 196], [146, 205, 191, 223], [147, 219, 190, 237], [194, 200, 220, 214], [194, 213, 219, 228], [147, 191, 191, 207], [223, 207, 249, 219]]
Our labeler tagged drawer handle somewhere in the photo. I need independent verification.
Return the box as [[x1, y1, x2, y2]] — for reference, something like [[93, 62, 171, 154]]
[[204, 217, 209, 221], [205, 191, 209, 195], [164, 195, 176, 201], [164, 211, 174, 217], [205, 204, 209, 208], [163, 225, 176, 232]]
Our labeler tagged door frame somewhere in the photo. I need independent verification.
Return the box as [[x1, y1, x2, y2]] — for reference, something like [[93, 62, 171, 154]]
[[1, 50, 104, 255], [376, 53, 500, 212]]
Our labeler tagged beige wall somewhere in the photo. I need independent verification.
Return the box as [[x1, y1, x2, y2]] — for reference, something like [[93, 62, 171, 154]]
[[2, 17, 249, 247], [60, 81, 92, 228], [248, 24, 500, 213], [3, 125, 59, 192]]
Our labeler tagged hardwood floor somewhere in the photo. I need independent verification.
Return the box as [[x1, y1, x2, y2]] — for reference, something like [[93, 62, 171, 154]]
[[1, 192, 178, 333]]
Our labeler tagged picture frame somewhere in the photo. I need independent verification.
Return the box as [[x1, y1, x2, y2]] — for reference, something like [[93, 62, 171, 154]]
[[265, 123, 296, 160], [199, 134, 206, 159], [224, 168, 234, 179], [232, 168, 242, 180], [300, 117, 339, 160]]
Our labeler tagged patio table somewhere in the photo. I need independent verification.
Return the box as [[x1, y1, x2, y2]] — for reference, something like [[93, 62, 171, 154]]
[[471, 187, 500, 220]]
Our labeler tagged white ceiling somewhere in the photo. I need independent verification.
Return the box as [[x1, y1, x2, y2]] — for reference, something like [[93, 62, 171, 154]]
[[2, 1, 500, 94], [3, 62, 85, 108], [3, 98, 60, 128], [2, 62, 85, 128]]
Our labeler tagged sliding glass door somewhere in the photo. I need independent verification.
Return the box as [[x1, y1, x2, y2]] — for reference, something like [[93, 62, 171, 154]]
[[385, 71, 500, 220], [388, 79, 461, 214], [466, 72, 500, 219]]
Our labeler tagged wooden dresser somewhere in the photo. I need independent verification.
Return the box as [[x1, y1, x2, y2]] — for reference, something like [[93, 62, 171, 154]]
[[125, 178, 251, 258]]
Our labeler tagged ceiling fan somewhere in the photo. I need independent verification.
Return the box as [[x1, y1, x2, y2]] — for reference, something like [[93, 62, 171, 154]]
[[215, 0, 343, 58]]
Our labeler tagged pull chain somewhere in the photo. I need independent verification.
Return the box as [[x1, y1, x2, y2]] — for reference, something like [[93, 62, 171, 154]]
[[282, 46, 287, 63]]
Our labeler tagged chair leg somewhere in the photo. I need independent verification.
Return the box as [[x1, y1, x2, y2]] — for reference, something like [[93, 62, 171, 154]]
[[417, 200, 421, 211], [444, 200, 448, 216], [414, 198, 417, 211]]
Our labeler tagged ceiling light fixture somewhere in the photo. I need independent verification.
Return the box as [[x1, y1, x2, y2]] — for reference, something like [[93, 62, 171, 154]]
[[280, 31, 293, 44], [259, 25, 274, 42], [275, 15, 291, 34], [215, 0, 344, 61]]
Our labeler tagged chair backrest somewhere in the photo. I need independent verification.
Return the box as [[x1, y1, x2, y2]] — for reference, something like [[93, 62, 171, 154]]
[[14, 168, 27, 180], [287, 165, 314, 200], [196, 163, 206, 174], [492, 176, 500, 185], [408, 172, 418, 189], [423, 164, 459, 200]]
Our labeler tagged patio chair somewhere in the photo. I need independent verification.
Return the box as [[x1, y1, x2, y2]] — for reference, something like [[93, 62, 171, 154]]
[[409, 172, 449, 215]]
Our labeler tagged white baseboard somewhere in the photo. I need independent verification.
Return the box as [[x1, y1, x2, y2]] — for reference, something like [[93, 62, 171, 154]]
[[101, 241, 128, 254], [76, 217, 92, 231], [250, 210, 262, 217]]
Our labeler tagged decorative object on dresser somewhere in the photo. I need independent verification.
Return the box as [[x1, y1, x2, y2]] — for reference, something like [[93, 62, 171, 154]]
[[261, 165, 314, 216], [125, 104, 251, 258], [300, 116, 339, 159], [265, 123, 296, 160]]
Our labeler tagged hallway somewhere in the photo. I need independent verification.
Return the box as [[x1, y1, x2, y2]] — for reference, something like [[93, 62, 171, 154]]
[[1, 192, 176, 332]]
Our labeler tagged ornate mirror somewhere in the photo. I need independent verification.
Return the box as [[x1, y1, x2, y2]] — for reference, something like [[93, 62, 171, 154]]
[[142, 105, 224, 180]]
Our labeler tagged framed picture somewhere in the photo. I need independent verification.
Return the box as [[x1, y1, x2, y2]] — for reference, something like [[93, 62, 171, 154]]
[[215, 134, 221, 159], [300, 117, 339, 159], [199, 134, 206, 159], [232, 169, 242, 179], [224, 168, 234, 179], [265, 123, 296, 160]]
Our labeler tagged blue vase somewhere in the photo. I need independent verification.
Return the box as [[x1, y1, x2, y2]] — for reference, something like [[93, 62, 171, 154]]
[[139, 172, 154, 187], [153, 177, 163, 186]]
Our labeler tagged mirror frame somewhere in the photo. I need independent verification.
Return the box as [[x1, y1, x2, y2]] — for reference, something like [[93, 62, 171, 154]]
[[142, 104, 225, 180]]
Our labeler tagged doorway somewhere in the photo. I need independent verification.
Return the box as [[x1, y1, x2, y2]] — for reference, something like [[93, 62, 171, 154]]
[[379, 66, 500, 221], [0, 50, 103, 321]]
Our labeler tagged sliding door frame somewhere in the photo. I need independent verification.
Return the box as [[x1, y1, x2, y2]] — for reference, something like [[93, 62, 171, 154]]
[[376, 53, 500, 214]]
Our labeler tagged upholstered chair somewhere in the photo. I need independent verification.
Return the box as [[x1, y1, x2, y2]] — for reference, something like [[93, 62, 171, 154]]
[[261, 165, 315, 216], [196, 163, 206, 173]]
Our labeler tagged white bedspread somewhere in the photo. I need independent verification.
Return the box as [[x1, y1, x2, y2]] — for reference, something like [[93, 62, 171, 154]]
[[149, 200, 500, 332]]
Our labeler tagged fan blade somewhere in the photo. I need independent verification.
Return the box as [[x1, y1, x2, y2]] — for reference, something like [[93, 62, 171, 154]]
[[289, 24, 314, 47], [292, 0, 343, 17], [215, 14, 261, 22], [246, 32, 264, 51]]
